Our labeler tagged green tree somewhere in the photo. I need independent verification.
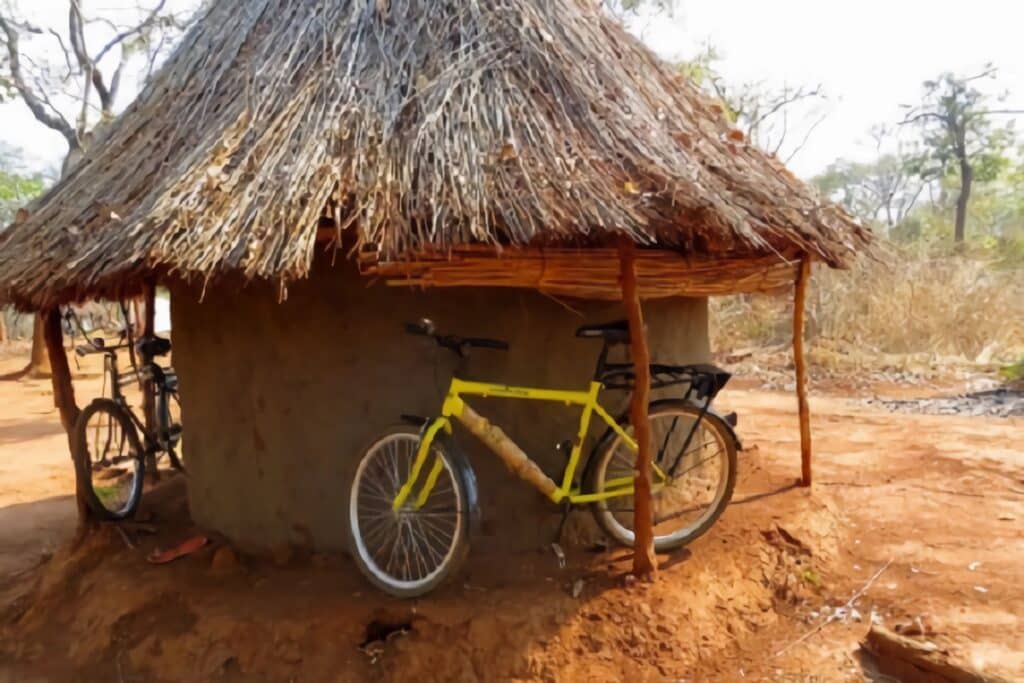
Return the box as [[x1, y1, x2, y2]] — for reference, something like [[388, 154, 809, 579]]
[[902, 67, 1021, 243], [0, 164, 43, 224], [606, 0, 678, 14], [813, 128, 926, 234]]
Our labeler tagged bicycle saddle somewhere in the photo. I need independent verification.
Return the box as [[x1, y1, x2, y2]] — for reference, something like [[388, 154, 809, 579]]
[[575, 320, 630, 344], [137, 335, 171, 358]]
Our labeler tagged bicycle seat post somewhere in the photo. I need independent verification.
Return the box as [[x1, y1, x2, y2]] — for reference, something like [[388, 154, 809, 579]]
[[592, 340, 611, 383]]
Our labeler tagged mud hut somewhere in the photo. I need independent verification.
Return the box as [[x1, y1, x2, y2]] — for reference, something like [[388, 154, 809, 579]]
[[0, 0, 868, 555]]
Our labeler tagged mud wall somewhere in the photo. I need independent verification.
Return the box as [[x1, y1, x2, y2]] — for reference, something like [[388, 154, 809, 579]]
[[170, 257, 710, 554]]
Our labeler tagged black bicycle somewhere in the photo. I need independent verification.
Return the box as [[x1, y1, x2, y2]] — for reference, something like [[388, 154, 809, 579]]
[[73, 334, 183, 520]]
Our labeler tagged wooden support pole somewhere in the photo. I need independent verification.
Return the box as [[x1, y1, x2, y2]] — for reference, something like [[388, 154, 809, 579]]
[[141, 282, 159, 481], [42, 308, 91, 524], [794, 256, 813, 487], [618, 238, 657, 579]]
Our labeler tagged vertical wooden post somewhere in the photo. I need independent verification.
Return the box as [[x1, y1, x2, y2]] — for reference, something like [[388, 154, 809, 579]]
[[618, 238, 657, 579], [29, 313, 53, 377], [42, 308, 91, 524], [794, 256, 813, 487], [141, 282, 159, 481]]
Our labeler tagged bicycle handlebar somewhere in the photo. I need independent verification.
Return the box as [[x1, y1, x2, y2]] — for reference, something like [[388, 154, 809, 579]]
[[404, 319, 509, 357], [75, 341, 131, 357]]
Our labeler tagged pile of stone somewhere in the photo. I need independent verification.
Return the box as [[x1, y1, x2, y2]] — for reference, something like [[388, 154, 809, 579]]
[[867, 389, 1024, 418]]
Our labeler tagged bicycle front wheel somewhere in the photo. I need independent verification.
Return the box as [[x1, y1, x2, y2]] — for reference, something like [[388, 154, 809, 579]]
[[587, 400, 736, 552], [348, 427, 474, 598], [73, 398, 145, 520]]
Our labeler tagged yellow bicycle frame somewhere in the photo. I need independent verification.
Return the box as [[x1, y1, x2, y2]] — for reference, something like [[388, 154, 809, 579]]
[[392, 377, 666, 511]]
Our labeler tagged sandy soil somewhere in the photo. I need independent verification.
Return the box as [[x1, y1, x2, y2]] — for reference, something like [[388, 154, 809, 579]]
[[0, 346, 1021, 681]]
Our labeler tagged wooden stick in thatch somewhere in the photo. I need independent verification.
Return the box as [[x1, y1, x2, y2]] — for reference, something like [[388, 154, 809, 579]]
[[619, 239, 657, 578], [794, 256, 812, 487], [42, 308, 89, 523]]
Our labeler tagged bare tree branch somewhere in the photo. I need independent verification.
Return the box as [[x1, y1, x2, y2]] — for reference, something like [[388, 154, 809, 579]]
[[68, 0, 114, 112], [92, 0, 168, 65], [784, 112, 829, 165], [0, 14, 78, 148]]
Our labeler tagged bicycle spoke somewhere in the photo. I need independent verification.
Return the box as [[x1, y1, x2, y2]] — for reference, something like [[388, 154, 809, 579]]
[[655, 416, 680, 467], [594, 406, 733, 549]]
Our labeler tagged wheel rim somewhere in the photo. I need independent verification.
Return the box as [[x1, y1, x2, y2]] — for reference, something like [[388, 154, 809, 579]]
[[350, 433, 464, 592], [595, 407, 731, 546], [84, 409, 141, 516]]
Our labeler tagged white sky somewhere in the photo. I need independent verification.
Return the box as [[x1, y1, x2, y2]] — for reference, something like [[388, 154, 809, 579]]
[[2, 0, 1021, 178]]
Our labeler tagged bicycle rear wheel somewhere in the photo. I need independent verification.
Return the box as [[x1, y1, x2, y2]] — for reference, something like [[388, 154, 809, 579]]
[[586, 400, 736, 552], [73, 398, 145, 520], [348, 427, 474, 598]]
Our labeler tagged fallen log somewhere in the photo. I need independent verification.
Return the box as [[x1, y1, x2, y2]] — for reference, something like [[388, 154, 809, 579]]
[[862, 625, 1013, 683]]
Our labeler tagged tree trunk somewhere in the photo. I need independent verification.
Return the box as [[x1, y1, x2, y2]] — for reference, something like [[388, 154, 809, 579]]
[[29, 313, 53, 377], [618, 238, 657, 580], [954, 159, 973, 243], [0, 310, 7, 343]]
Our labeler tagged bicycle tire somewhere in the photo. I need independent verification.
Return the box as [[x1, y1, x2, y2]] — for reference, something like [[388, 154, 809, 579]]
[[73, 398, 146, 520], [347, 426, 477, 598], [586, 400, 737, 552]]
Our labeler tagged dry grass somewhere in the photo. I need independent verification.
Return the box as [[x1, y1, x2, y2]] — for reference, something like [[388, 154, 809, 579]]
[[712, 249, 1024, 368]]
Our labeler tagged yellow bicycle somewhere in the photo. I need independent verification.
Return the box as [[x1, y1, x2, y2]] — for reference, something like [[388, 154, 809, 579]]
[[348, 319, 740, 597]]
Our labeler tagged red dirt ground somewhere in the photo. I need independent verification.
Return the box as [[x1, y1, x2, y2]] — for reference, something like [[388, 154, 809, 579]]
[[0, 347, 1021, 682]]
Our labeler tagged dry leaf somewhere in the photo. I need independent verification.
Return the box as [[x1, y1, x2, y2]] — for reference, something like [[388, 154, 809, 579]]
[[500, 141, 517, 162], [727, 128, 745, 142], [624, 180, 640, 195]]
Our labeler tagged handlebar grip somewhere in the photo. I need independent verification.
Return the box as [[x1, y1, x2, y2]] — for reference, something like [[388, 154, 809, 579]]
[[404, 319, 437, 337], [465, 337, 509, 351]]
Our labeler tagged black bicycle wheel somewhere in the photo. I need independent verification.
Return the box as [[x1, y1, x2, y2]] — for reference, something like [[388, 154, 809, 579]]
[[73, 398, 145, 520], [586, 400, 737, 552]]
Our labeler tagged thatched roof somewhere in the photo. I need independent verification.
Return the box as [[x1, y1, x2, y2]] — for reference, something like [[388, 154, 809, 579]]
[[0, 0, 869, 310]]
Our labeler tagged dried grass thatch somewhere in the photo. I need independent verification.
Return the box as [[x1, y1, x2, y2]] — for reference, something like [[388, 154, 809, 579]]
[[0, 0, 869, 310], [362, 246, 802, 300]]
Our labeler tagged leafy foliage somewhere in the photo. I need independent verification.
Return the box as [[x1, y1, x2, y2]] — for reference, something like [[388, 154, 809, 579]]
[[1001, 356, 1024, 383], [605, 0, 678, 15], [0, 148, 43, 225], [900, 67, 1020, 242], [904, 69, 1016, 183]]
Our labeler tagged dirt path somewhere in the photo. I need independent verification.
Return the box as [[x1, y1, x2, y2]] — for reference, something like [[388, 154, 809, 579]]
[[0, 350, 1021, 680], [0, 350, 81, 580], [717, 384, 1024, 678]]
